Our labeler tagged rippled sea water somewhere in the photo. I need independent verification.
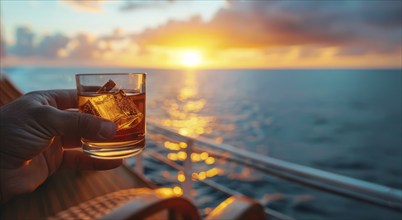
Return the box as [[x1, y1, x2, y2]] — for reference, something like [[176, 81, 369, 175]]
[[3, 67, 401, 219]]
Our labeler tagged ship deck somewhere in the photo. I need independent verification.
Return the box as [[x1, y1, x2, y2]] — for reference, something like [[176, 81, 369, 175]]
[[0, 166, 152, 219]]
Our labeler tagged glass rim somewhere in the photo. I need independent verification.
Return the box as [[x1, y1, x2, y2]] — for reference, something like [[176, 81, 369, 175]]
[[75, 72, 146, 76]]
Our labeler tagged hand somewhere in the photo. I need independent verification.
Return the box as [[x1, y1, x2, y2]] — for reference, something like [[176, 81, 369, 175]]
[[0, 90, 122, 203]]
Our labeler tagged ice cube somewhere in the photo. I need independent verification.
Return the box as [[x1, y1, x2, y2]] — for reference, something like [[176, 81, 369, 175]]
[[81, 98, 101, 117], [97, 79, 116, 93], [81, 89, 144, 131], [81, 93, 123, 121], [113, 90, 144, 130]]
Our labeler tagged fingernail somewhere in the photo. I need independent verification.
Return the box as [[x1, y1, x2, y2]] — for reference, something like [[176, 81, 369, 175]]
[[98, 121, 116, 139]]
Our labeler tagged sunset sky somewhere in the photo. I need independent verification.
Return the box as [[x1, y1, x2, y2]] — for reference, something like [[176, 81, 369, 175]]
[[1, 0, 401, 69]]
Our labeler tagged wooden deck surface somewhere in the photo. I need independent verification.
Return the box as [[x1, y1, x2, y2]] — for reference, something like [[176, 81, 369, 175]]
[[0, 166, 151, 219]]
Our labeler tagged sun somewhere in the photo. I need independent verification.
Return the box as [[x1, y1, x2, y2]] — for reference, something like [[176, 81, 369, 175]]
[[180, 50, 203, 67]]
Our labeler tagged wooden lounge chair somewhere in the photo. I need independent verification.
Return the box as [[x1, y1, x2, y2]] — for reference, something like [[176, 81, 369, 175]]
[[49, 187, 265, 220], [0, 73, 23, 106], [0, 73, 266, 220]]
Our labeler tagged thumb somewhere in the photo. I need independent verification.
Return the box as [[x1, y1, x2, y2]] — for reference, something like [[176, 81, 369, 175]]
[[37, 106, 116, 140]]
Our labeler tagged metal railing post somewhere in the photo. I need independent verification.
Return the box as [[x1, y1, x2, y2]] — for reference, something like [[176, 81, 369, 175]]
[[134, 153, 144, 175], [182, 139, 193, 199]]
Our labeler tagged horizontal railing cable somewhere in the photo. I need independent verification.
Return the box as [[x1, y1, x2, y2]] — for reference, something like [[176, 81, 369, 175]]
[[147, 122, 402, 212], [144, 150, 294, 220]]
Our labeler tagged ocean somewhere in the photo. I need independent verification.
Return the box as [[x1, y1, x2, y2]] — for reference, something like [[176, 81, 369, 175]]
[[2, 67, 401, 219]]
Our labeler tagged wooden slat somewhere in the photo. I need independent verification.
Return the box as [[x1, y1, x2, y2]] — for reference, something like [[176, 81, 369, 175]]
[[0, 73, 23, 106]]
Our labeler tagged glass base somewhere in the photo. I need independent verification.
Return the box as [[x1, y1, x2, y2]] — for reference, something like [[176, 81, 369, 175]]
[[82, 139, 145, 159]]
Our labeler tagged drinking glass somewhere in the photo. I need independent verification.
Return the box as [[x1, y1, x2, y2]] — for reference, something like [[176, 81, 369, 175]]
[[75, 73, 146, 159]]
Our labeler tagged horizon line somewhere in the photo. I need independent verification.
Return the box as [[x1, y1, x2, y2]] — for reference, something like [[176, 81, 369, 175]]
[[1, 64, 401, 71]]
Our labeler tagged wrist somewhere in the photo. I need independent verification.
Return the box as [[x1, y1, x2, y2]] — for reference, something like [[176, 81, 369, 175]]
[[0, 160, 45, 204]]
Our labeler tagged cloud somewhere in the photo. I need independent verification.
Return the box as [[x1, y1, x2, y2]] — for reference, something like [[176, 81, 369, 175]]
[[0, 21, 5, 58], [119, 0, 175, 12], [133, 1, 401, 55], [8, 26, 70, 58], [0, 38, 5, 58], [60, 0, 104, 12], [36, 34, 69, 57], [55, 29, 138, 61], [3, 1, 401, 68], [66, 34, 100, 58], [5, 25, 138, 62], [11, 26, 35, 57]]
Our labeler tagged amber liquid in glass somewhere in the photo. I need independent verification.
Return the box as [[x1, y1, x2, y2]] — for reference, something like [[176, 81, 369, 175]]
[[78, 91, 146, 159]]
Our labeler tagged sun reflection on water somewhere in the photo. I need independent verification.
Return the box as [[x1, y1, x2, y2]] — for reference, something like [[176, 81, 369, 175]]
[[155, 187, 183, 197], [161, 71, 215, 138], [153, 71, 226, 182], [146, 70, 265, 198]]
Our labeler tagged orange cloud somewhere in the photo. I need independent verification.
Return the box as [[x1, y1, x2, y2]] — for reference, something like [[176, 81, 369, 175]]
[[123, 1, 401, 68], [133, 1, 401, 53], [2, 1, 401, 69], [60, 0, 104, 13]]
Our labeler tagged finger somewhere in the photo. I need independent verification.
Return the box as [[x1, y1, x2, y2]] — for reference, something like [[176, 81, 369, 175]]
[[49, 90, 78, 110], [60, 109, 89, 148], [25, 89, 77, 110], [61, 135, 82, 148], [61, 149, 122, 170], [34, 106, 116, 140]]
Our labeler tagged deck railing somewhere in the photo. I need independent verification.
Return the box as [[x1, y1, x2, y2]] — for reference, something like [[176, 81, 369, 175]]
[[130, 122, 402, 217]]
